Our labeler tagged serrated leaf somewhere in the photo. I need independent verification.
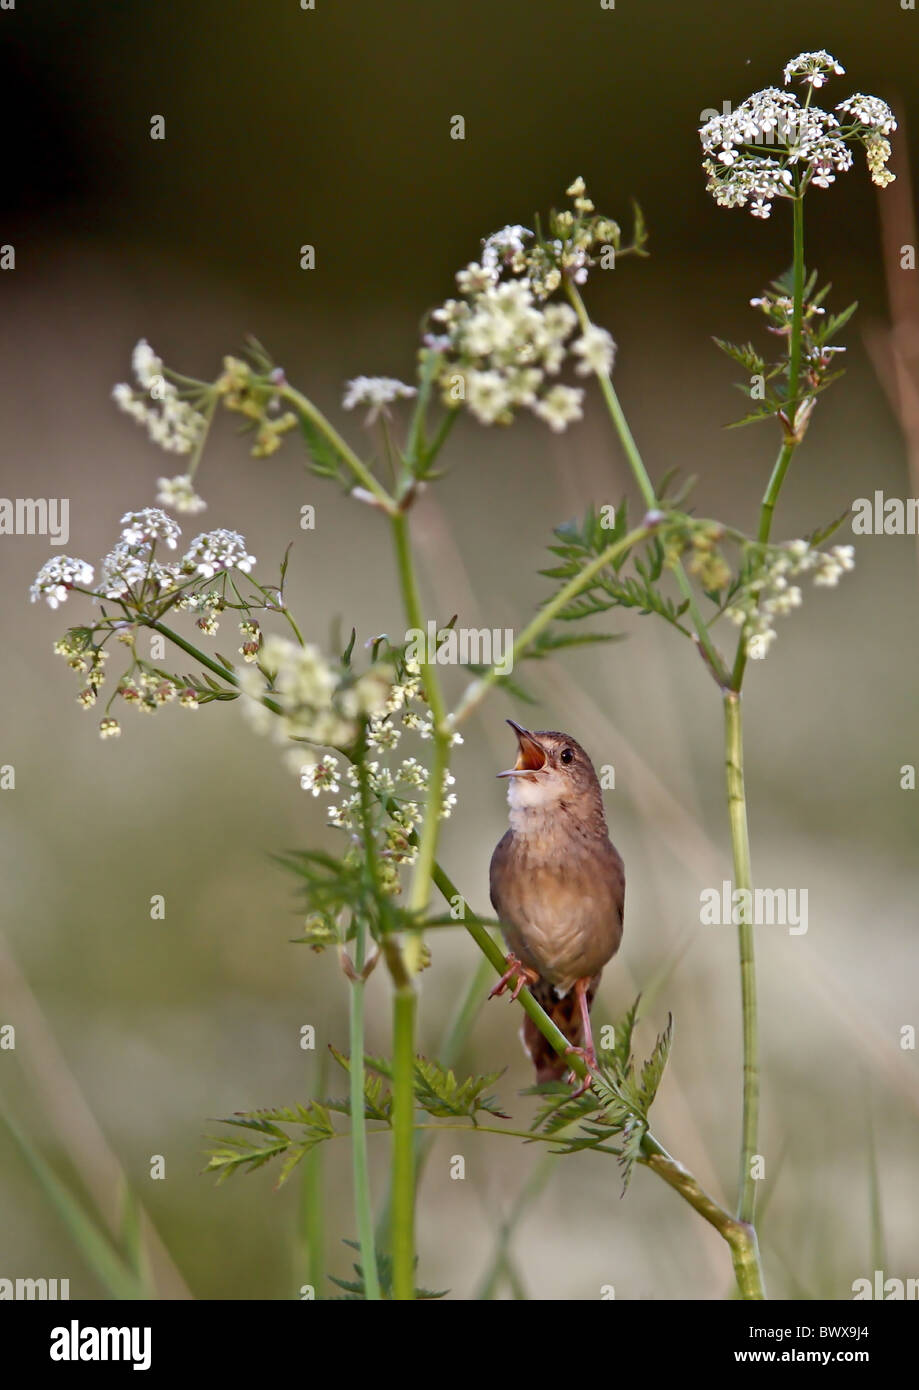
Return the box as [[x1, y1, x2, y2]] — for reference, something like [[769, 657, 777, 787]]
[[820, 300, 858, 343], [806, 507, 852, 547], [612, 996, 641, 1075], [299, 414, 344, 480], [638, 1014, 673, 1110], [524, 628, 622, 658]]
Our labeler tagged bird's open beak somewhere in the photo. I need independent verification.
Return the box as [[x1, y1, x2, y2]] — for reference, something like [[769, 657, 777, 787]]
[[497, 719, 547, 778]]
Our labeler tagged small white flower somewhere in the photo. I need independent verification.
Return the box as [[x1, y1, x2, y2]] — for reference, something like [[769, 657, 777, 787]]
[[465, 369, 513, 426], [131, 339, 163, 390], [297, 754, 342, 797], [183, 528, 255, 578], [532, 384, 584, 432], [572, 325, 616, 377], [120, 507, 182, 550], [783, 52, 845, 87], [480, 224, 533, 275], [342, 376, 416, 423], [456, 262, 495, 296], [30, 556, 94, 608], [156, 474, 207, 514]]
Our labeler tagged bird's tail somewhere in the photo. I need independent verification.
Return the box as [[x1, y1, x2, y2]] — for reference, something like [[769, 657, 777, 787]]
[[521, 975, 598, 1083]]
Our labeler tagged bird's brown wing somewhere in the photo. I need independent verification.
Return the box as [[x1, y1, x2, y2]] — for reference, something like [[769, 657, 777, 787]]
[[488, 828, 514, 918]]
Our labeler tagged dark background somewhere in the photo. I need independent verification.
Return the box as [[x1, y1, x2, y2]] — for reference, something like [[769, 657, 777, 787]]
[[1, 0, 917, 1300]]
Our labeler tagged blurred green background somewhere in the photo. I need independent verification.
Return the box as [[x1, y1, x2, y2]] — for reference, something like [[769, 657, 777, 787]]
[[1, 0, 917, 1299]]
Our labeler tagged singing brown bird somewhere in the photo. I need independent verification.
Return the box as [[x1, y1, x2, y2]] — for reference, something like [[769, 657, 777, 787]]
[[489, 720, 625, 1094]]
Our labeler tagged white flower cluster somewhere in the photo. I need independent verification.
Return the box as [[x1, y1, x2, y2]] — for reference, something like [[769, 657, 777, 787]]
[[156, 473, 207, 515], [30, 556, 94, 609], [432, 271, 585, 430], [49, 623, 200, 739], [32, 510, 258, 611], [238, 633, 391, 749], [182, 528, 255, 579], [783, 51, 845, 88], [326, 758, 457, 840], [726, 541, 855, 659], [112, 340, 209, 455], [120, 507, 181, 550], [342, 376, 417, 424], [294, 753, 342, 797], [267, 652, 462, 894], [701, 55, 896, 216], [98, 540, 180, 601], [428, 180, 623, 432], [836, 93, 897, 189], [835, 93, 897, 134]]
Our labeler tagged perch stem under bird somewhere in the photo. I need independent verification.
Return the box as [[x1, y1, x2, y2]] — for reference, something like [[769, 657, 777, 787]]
[[489, 720, 625, 1098]]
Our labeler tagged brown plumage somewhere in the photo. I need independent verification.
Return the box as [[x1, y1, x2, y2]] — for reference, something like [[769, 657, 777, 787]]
[[489, 722, 625, 1087]]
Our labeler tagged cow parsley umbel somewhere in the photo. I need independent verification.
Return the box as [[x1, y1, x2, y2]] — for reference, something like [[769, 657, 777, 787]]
[[700, 52, 895, 217], [428, 179, 646, 430]]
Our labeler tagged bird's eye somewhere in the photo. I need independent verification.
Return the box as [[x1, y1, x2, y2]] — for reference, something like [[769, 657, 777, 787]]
[[560, 748, 574, 765]]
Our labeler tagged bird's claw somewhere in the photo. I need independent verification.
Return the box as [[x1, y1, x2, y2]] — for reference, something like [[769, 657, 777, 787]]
[[489, 954, 539, 1002], [564, 1044, 599, 1099]]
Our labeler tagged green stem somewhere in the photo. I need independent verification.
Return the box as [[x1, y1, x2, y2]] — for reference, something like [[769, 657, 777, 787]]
[[391, 511, 451, 922], [402, 349, 446, 479], [724, 695, 763, 1267], [640, 1134, 764, 1300], [144, 619, 285, 717], [280, 383, 396, 514], [734, 196, 806, 692], [565, 282, 730, 687], [185, 392, 218, 483], [786, 192, 806, 428], [349, 739, 383, 1301], [348, 966, 380, 1299], [755, 196, 805, 553], [750, 197, 800, 553], [385, 503, 458, 1299], [300, 1048, 327, 1298], [374, 955, 493, 1247], [391, 981, 417, 1300]]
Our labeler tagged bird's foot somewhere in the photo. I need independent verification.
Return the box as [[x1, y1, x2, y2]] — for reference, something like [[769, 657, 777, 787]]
[[564, 1044, 600, 1099], [489, 954, 540, 1003]]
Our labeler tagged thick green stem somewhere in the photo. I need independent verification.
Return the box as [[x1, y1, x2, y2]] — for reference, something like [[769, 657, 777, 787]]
[[374, 955, 493, 1247], [300, 1049, 327, 1298], [391, 982, 417, 1300], [756, 441, 796, 550], [786, 193, 806, 435], [385, 506, 456, 1297], [348, 967, 380, 1299], [349, 741, 383, 1300], [391, 510, 451, 925], [724, 695, 762, 1249], [754, 197, 805, 551], [640, 1134, 764, 1300], [733, 195, 807, 691]]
